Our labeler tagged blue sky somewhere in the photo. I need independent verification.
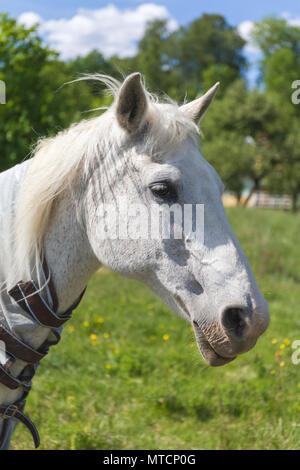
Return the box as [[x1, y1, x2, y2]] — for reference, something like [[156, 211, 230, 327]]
[[1, 1, 300, 85], [2, 0, 300, 25]]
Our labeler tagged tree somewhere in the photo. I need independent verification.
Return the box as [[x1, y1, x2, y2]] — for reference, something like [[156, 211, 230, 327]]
[[39, 59, 104, 132], [166, 14, 246, 100], [68, 49, 116, 96], [201, 132, 255, 203], [250, 17, 300, 209], [266, 118, 300, 212], [201, 80, 284, 202], [117, 14, 246, 101], [0, 14, 54, 170], [0, 15, 109, 171], [135, 19, 170, 93], [251, 17, 300, 58], [202, 64, 240, 97], [251, 17, 300, 113]]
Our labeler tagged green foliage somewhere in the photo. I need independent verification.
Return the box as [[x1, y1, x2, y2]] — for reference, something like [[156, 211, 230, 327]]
[[201, 80, 285, 199], [249, 17, 300, 207], [0, 15, 112, 172], [0, 14, 54, 170], [118, 14, 246, 101], [202, 64, 240, 97], [166, 14, 246, 100], [135, 19, 170, 93], [251, 18, 300, 113], [266, 118, 300, 210], [251, 17, 300, 58]]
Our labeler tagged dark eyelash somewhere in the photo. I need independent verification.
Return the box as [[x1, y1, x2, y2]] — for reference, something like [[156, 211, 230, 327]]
[[149, 181, 177, 201]]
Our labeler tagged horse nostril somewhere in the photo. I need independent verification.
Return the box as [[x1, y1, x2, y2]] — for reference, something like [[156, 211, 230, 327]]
[[221, 306, 248, 339]]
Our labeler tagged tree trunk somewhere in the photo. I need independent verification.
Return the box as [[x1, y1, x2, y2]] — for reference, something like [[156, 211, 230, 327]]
[[291, 191, 298, 213], [236, 192, 242, 206], [243, 180, 260, 207]]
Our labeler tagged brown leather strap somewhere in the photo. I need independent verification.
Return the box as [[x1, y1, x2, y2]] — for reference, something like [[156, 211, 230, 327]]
[[0, 402, 40, 448], [0, 326, 45, 364], [8, 281, 72, 328], [1, 257, 86, 448], [0, 364, 31, 391], [0, 413, 11, 449]]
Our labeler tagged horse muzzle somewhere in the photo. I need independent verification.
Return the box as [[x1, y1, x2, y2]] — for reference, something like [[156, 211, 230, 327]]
[[193, 303, 270, 367]]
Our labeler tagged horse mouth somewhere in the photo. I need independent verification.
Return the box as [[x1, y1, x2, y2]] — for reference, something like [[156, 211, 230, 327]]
[[174, 295, 236, 367], [192, 320, 236, 367]]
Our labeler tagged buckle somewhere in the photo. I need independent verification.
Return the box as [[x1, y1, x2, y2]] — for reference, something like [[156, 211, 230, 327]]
[[2, 404, 19, 419]]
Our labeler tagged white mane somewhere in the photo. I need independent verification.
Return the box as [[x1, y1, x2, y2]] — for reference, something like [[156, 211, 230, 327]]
[[13, 74, 199, 278]]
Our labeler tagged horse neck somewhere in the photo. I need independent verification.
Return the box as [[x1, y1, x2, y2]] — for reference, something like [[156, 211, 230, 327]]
[[0, 188, 100, 411], [43, 190, 100, 312]]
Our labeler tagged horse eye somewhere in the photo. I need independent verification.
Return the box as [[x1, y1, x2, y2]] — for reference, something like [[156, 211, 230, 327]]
[[150, 182, 173, 198]]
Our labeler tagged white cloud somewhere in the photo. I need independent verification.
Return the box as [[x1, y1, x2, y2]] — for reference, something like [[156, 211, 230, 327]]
[[18, 11, 43, 29], [237, 20, 258, 54], [18, 3, 178, 60], [281, 12, 300, 27], [237, 20, 254, 43]]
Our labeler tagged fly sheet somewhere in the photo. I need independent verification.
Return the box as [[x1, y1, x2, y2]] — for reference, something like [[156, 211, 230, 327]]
[[0, 162, 83, 449]]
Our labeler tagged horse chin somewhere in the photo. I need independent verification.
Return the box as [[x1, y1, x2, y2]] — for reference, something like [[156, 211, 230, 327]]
[[192, 321, 236, 367]]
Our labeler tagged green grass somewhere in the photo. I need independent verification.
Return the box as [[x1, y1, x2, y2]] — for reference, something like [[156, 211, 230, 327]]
[[12, 208, 300, 450]]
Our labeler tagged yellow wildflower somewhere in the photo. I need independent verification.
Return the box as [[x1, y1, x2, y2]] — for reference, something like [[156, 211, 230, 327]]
[[280, 361, 285, 367], [279, 344, 285, 349], [163, 334, 170, 341], [83, 321, 89, 327], [68, 325, 75, 333], [105, 364, 111, 370], [90, 333, 97, 341], [96, 317, 104, 324], [103, 333, 109, 339], [284, 338, 291, 346], [271, 338, 277, 344], [270, 370, 276, 375]]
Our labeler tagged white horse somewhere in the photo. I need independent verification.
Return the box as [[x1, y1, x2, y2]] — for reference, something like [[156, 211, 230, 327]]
[[0, 73, 269, 449]]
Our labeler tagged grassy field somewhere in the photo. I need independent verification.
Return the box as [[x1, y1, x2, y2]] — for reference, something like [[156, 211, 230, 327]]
[[12, 208, 300, 450]]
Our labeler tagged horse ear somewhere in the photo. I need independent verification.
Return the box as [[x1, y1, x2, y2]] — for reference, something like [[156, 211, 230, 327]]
[[180, 82, 220, 123], [116, 73, 148, 133]]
